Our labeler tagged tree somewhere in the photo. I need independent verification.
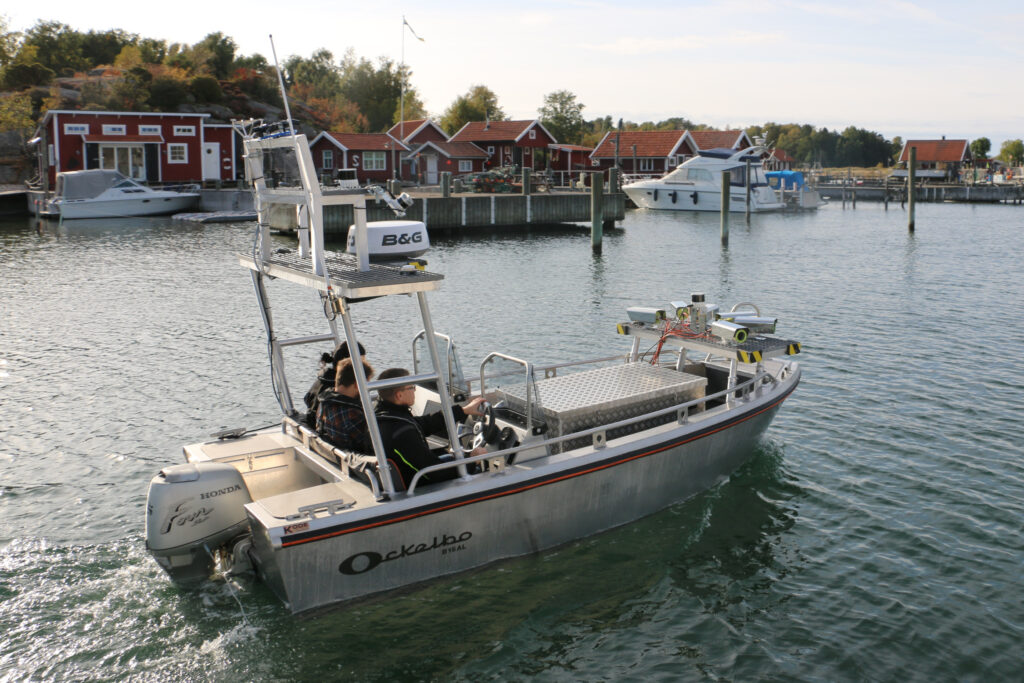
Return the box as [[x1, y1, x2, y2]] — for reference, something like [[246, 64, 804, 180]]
[[0, 15, 21, 68], [999, 139, 1024, 166], [19, 21, 87, 74], [80, 29, 136, 67], [148, 75, 191, 109], [338, 52, 410, 132], [190, 75, 223, 103], [286, 49, 342, 100], [440, 85, 505, 135], [970, 137, 991, 161], [0, 92, 34, 142], [538, 90, 585, 144], [195, 32, 236, 79]]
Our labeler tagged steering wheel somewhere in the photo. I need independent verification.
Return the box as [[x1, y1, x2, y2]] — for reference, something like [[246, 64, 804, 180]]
[[471, 401, 499, 450]]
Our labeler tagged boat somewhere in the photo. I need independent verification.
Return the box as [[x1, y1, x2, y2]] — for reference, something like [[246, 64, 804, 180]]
[[42, 169, 199, 219], [766, 170, 823, 210], [143, 119, 803, 615], [623, 147, 786, 213]]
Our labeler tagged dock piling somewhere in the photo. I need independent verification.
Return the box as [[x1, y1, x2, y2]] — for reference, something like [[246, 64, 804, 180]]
[[745, 159, 751, 223], [721, 170, 730, 246], [591, 171, 604, 253], [908, 147, 916, 232], [521, 168, 531, 195]]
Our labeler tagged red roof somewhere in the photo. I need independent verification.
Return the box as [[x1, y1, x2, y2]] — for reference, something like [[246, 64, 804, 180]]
[[412, 141, 489, 158], [550, 144, 592, 153], [449, 120, 552, 143], [319, 132, 408, 152], [591, 131, 686, 158], [386, 118, 448, 141], [899, 139, 968, 163], [769, 148, 794, 163], [689, 130, 747, 150]]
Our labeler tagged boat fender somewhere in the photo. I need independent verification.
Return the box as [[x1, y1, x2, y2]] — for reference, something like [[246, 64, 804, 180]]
[[653, 189, 658, 201], [690, 192, 698, 205], [669, 191, 677, 204]]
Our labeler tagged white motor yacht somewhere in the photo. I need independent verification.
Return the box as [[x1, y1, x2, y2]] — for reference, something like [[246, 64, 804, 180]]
[[43, 169, 199, 219], [624, 148, 785, 213]]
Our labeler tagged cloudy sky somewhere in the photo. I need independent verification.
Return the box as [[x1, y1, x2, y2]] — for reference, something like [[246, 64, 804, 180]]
[[7, 0, 1022, 148]]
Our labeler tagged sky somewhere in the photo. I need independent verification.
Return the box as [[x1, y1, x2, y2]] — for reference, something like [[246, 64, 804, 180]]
[[7, 0, 1023, 149]]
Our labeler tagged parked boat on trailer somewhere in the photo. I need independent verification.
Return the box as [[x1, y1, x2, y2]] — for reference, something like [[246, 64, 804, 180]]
[[144, 119, 803, 614]]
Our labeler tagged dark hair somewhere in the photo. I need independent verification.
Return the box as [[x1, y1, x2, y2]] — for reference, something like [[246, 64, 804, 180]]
[[376, 367, 410, 403], [335, 357, 374, 389], [333, 341, 366, 364]]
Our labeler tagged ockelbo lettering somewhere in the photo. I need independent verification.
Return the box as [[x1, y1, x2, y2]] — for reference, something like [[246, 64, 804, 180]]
[[339, 531, 473, 575], [159, 500, 212, 534], [200, 484, 242, 500]]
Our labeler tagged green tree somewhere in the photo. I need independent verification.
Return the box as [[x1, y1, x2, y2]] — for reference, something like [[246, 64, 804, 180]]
[[538, 90, 585, 144], [999, 139, 1024, 166], [0, 15, 21, 68], [148, 75, 191, 109], [137, 38, 167, 64], [19, 21, 87, 74], [338, 52, 411, 132], [108, 65, 151, 110], [890, 136, 903, 164], [440, 84, 505, 135], [195, 32, 236, 79], [970, 137, 991, 161], [0, 92, 34, 140], [80, 29, 136, 67], [286, 49, 342, 100], [190, 75, 223, 103]]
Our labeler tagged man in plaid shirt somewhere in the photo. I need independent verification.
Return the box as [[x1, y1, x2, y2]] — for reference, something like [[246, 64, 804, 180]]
[[317, 357, 375, 452]]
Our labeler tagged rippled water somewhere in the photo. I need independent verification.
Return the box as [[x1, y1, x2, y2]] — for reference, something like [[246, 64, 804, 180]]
[[2, 203, 1023, 681]]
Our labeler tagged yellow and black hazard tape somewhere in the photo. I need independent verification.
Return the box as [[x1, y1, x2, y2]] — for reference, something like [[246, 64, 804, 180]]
[[616, 323, 632, 335], [738, 349, 763, 363], [786, 342, 801, 355]]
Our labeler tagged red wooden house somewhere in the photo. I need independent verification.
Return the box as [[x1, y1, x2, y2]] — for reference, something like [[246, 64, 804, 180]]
[[35, 110, 223, 188], [893, 139, 970, 180], [387, 118, 449, 180], [448, 120, 557, 170], [590, 129, 753, 175], [407, 141, 489, 182], [201, 123, 243, 182], [309, 132, 410, 184]]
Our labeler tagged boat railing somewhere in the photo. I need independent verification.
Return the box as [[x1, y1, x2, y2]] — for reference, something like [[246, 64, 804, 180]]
[[406, 368, 777, 495]]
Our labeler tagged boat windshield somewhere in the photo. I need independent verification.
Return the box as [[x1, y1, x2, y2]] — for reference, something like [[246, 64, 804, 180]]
[[55, 170, 131, 199], [726, 164, 768, 187]]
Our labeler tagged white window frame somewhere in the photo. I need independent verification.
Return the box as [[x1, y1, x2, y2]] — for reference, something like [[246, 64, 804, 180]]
[[48, 144, 55, 165], [139, 125, 161, 136], [487, 145, 495, 155], [168, 143, 188, 164], [639, 158, 655, 172], [173, 125, 196, 136], [322, 149, 334, 170], [591, 158, 600, 167], [458, 160, 472, 172], [363, 151, 386, 171], [529, 129, 536, 140], [63, 123, 89, 135], [102, 124, 126, 135]]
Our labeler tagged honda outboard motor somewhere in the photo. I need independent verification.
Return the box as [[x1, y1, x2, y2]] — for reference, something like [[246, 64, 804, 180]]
[[145, 462, 252, 582]]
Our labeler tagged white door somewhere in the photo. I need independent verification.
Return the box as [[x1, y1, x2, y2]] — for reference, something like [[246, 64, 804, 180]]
[[426, 155, 439, 184], [202, 142, 220, 181]]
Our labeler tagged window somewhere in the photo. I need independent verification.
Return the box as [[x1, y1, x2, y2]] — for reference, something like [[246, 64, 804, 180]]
[[168, 143, 188, 163], [639, 158, 655, 171], [48, 144, 55, 165], [173, 125, 196, 136], [139, 125, 161, 135], [459, 160, 472, 172], [687, 168, 713, 182], [591, 159, 600, 166], [487, 145, 494, 155], [64, 123, 89, 134], [363, 151, 386, 171], [322, 149, 334, 170], [528, 129, 536, 140], [102, 124, 126, 135]]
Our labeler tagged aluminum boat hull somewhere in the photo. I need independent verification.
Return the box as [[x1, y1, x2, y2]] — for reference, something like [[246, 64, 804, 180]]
[[248, 368, 797, 614]]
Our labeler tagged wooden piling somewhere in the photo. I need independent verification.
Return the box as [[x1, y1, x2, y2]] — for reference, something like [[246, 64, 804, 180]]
[[440, 172, 451, 198], [591, 171, 604, 253], [908, 146, 916, 232], [744, 158, 751, 223], [521, 168, 531, 195], [884, 175, 889, 210], [720, 170, 730, 246]]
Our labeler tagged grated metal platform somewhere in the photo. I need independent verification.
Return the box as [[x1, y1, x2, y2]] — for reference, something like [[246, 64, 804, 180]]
[[500, 363, 706, 452], [239, 249, 444, 298], [618, 321, 801, 363]]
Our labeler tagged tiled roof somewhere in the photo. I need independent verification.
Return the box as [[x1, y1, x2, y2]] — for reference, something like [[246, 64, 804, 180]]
[[550, 144, 593, 153], [322, 132, 408, 152], [689, 130, 746, 150], [413, 141, 489, 158], [770, 148, 794, 163], [386, 119, 427, 138], [591, 131, 686, 158], [899, 140, 968, 163], [449, 120, 538, 142]]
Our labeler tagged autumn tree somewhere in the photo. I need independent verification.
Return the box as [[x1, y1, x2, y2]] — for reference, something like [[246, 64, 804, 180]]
[[538, 90, 585, 144], [999, 139, 1024, 166], [441, 85, 505, 135], [338, 51, 416, 132]]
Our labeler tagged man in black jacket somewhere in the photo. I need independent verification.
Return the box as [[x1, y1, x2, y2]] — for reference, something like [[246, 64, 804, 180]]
[[317, 357, 375, 452], [375, 368, 486, 489]]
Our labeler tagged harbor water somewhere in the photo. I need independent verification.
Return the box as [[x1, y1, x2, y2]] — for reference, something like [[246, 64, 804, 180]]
[[2, 202, 1023, 681]]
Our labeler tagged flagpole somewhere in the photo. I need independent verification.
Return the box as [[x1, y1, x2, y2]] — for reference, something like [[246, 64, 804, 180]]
[[400, 16, 405, 179]]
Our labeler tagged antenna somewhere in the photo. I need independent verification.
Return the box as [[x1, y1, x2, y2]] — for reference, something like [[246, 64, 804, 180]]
[[269, 34, 296, 138]]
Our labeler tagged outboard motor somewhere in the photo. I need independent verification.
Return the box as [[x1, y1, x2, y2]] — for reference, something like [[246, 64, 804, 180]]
[[145, 462, 252, 582]]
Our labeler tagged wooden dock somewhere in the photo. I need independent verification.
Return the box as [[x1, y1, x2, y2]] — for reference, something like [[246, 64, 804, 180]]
[[817, 182, 1024, 204], [266, 191, 626, 235]]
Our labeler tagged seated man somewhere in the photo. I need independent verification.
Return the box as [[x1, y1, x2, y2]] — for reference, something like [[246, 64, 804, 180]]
[[374, 368, 486, 489], [316, 357, 374, 452], [304, 341, 366, 428]]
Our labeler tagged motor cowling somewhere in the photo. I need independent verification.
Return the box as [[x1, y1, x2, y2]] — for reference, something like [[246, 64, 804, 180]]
[[145, 462, 252, 582]]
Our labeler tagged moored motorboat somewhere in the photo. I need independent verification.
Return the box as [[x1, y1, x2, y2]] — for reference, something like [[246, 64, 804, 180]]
[[43, 169, 199, 219], [144, 119, 803, 614], [623, 147, 785, 213]]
